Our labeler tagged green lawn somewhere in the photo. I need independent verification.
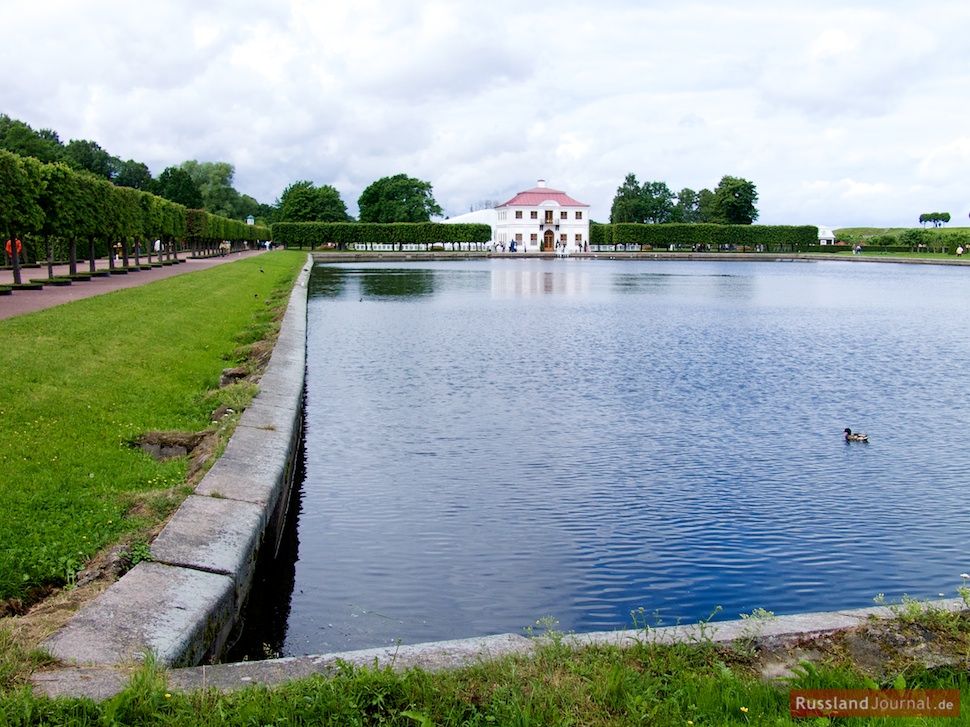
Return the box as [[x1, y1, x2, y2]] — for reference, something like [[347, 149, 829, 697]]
[[0, 250, 307, 603], [3, 615, 970, 726]]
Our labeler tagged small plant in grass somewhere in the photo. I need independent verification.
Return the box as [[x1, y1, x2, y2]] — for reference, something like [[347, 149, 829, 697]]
[[121, 540, 153, 569], [735, 606, 776, 656], [525, 615, 568, 651]]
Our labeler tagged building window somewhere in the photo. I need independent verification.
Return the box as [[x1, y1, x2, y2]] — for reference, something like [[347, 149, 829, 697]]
[[560, 211, 567, 219], [515, 210, 522, 219], [575, 234, 582, 242], [530, 233, 537, 242], [544, 210, 554, 223], [559, 234, 567, 243], [515, 233, 523, 242], [530, 210, 538, 219], [576, 211, 583, 220]]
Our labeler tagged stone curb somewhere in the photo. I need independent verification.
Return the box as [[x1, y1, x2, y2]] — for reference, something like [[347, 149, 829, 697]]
[[37, 255, 313, 673], [32, 599, 968, 699]]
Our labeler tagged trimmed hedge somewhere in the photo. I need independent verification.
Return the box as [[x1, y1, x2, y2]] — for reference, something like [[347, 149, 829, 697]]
[[0, 149, 268, 271], [185, 208, 270, 244], [590, 223, 818, 251], [272, 221, 493, 249]]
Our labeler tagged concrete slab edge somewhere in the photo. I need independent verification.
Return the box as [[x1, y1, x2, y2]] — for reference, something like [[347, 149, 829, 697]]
[[33, 598, 969, 699], [36, 256, 313, 674]]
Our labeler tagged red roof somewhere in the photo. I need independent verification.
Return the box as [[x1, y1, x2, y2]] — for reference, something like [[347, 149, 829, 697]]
[[497, 185, 588, 208]]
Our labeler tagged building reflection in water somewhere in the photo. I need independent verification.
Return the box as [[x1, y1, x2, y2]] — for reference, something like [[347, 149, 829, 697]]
[[490, 265, 590, 298]]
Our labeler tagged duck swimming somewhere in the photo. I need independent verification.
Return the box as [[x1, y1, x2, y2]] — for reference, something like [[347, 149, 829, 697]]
[[844, 428, 868, 443]]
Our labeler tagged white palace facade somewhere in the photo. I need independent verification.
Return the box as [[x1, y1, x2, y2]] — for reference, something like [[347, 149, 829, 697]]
[[494, 180, 590, 253], [443, 180, 590, 253]]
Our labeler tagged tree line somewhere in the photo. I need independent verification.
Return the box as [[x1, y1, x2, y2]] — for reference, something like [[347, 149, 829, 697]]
[[0, 114, 272, 222], [611, 173, 759, 226], [919, 212, 951, 228], [276, 173, 442, 225], [1, 114, 453, 229], [1, 148, 270, 284]]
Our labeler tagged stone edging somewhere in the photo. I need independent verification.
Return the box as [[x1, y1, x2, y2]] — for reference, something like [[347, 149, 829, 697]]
[[33, 599, 968, 699], [36, 255, 313, 670]]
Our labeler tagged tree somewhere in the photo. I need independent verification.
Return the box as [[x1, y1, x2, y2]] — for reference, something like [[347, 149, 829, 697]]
[[278, 180, 350, 223], [179, 160, 243, 218], [610, 173, 646, 223], [0, 150, 45, 282], [114, 159, 155, 191], [919, 212, 950, 228], [609, 174, 676, 223], [697, 188, 717, 223], [156, 166, 203, 208], [670, 188, 701, 223], [710, 175, 758, 225], [641, 181, 675, 224], [357, 174, 442, 223], [64, 139, 118, 180], [0, 114, 66, 164]]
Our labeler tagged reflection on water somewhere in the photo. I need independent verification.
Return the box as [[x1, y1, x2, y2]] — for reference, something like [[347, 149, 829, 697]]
[[276, 259, 970, 657], [359, 269, 436, 298], [489, 262, 591, 297]]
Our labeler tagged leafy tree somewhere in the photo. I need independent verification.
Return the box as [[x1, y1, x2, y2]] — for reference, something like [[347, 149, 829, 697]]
[[710, 175, 758, 225], [64, 139, 118, 180], [179, 160, 244, 218], [114, 159, 155, 191], [642, 180, 675, 224], [236, 194, 261, 221], [900, 228, 927, 251], [0, 114, 65, 164], [697, 188, 717, 223], [156, 166, 204, 207], [0, 150, 45, 281], [357, 174, 442, 223], [610, 174, 676, 223], [670, 188, 701, 223], [278, 180, 350, 223], [919, 212, 951, 228], [610, 173, 645, 223]]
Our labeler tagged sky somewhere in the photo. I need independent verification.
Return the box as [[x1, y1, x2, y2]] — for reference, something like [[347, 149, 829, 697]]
[[2, 0, 968, 228]]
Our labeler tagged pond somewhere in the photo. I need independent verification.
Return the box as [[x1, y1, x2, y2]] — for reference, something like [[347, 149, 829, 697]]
[[237, 258, 970, 658]]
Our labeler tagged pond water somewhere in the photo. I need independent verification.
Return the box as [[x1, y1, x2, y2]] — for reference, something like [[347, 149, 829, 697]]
[[251, 258, 970, 658]]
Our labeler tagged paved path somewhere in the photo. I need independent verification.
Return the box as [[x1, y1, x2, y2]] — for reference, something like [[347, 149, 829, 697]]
[[0, 250, 268, 320]]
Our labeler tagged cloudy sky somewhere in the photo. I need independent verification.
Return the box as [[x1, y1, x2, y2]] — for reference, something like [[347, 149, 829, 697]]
[[2, 0, 968, 227]]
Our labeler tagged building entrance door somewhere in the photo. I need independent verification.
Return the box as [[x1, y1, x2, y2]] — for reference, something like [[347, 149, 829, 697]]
[[542, 229, 555, 251]]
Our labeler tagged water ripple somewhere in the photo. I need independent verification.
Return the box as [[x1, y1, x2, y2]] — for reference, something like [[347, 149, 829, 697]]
[[278, 260, 970, 654]]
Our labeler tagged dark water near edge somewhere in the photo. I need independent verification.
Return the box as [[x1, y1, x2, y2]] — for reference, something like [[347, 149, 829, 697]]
[[264, 259, 970, 658]]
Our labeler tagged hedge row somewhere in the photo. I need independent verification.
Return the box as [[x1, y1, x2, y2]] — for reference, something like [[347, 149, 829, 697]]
[[272, 222, 493, 248], [185, 208, 270, 244], [590, 223, 818, 250], [0, 149, 269, 270]]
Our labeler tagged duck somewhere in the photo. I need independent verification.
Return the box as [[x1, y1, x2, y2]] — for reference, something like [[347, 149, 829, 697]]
[[844, 428, 868, 443]]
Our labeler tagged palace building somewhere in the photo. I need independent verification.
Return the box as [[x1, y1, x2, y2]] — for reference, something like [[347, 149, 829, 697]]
[[494, 180, 590, 253]]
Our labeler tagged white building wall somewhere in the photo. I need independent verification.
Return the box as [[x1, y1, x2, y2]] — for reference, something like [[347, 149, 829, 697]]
[[495, 203, 590, 253]]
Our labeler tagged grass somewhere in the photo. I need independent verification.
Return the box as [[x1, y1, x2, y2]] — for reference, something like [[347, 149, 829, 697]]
[[1, 602, 969, 725], [0, 250, 307, 605]]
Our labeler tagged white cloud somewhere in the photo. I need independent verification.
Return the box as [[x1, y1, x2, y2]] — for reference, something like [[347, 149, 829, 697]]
[[1, 0, 970, 227], [917, 138, 970, 183]]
